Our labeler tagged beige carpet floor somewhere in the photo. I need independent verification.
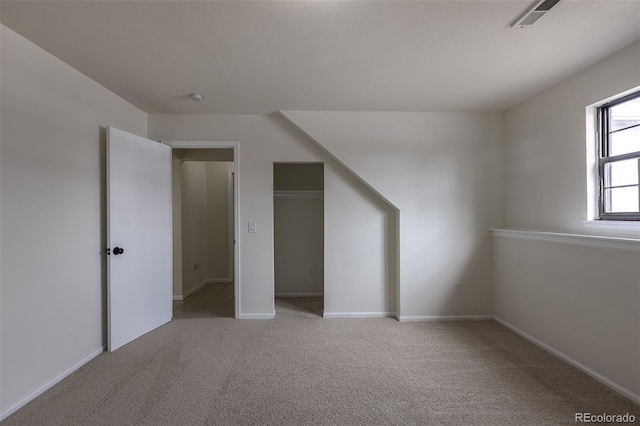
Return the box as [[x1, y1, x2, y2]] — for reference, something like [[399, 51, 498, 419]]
[[3, 297, 638, 425]]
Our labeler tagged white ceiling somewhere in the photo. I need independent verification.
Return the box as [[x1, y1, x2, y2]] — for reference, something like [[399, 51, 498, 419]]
[[2, 1, 639, 114]]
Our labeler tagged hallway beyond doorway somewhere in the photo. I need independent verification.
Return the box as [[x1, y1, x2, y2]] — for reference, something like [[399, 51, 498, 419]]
[[172, 282, 234, 319]]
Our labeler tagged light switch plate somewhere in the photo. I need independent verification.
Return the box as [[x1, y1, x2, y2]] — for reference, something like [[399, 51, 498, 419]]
[[248, 222, 256, 233]]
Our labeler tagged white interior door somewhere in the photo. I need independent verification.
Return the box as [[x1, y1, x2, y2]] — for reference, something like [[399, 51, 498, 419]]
[[107, 127, 172, 352]]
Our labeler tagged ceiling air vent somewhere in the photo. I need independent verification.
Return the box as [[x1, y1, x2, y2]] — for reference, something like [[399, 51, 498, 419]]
[[512, 0, 561, 28]]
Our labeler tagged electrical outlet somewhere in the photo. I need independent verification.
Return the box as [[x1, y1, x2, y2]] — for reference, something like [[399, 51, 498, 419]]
[[308, 267, 315, 276], [454, 281, 462, 293]]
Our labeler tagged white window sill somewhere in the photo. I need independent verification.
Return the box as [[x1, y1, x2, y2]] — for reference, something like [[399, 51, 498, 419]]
[[583, 220, 640, 233]]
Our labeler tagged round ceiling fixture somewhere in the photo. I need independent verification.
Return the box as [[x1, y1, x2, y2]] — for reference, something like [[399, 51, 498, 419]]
[[191, 93, 204, 101]]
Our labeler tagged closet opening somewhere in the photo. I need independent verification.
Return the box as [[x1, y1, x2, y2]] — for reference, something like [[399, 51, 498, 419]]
[[273, 162, 324, 317]]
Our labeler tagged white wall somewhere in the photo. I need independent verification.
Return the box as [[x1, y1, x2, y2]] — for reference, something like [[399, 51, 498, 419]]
[[148, 114, 391, 317], [324, 162, 396, 315], [180, 161, 209, 295], [205, 161, 234, 281], [504, 41, 640, 237], [0, 25, 148, 416], [497, 41, 640, 403], [493, 232, 640, 401], [281, 111, 504, 319]]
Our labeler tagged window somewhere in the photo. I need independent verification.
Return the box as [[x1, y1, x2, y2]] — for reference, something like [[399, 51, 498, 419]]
[[598, 91, 640, 220]]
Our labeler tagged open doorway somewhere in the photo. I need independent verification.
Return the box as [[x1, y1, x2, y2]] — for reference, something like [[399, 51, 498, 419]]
[[170, 148, 236, 319], [273, 163, 324, 317]]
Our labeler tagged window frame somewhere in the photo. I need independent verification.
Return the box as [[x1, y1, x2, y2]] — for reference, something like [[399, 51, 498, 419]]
[[597, 90, 640, 221]]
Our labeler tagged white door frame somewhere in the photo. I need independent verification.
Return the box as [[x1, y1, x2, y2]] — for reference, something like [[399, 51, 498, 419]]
[[227, 169, 235, 282], [162, 140, 240, 319]]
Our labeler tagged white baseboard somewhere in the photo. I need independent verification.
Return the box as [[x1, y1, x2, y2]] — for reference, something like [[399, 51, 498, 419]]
[[238, 312, 275, 319], [398, 315, 493, 322], [276, 292, 324, 298], [323, 312, 397, 319], [0, 347, 104, 421], [494, 316, 640, 405], [173, 279, 232, 300]]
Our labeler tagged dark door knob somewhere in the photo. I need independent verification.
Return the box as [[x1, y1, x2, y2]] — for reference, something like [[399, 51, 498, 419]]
[[113, 247, 125, 255]]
